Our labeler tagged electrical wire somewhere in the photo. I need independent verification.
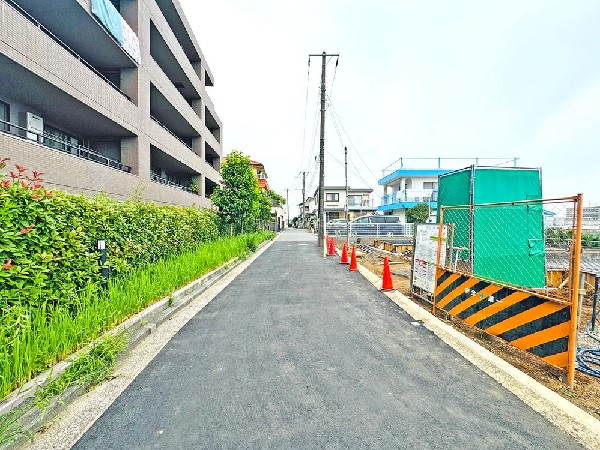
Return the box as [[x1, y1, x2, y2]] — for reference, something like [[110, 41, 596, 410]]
[[577, 297, 600, 378], [300, 57, 311, 171], [327, 96, 379, 183], [326, 107, 379, 192], [329, 57, 339, 99]]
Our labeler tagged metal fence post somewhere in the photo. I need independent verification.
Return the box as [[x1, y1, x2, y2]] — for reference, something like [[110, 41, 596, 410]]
[[567, 194, 584, 388]]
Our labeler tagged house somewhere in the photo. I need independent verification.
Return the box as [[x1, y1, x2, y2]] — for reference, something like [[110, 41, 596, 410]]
[[250, 160, 269, 190], [378, 169, 452, 222], [297, 196, 314, 227], [0, 0, 222, 206], [249, 158, 284, 230], [314, 186, 376, 222]]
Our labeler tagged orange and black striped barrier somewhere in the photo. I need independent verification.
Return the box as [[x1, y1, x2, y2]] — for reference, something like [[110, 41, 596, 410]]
[[433, 268, 572, 369]]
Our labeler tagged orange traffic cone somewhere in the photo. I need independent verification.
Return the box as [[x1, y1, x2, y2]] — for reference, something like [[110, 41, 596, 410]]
[[327, 237, 336, 256], [349, 247, 358, 271], [381, 257, 394, 291], [340, 242, 349, 264]]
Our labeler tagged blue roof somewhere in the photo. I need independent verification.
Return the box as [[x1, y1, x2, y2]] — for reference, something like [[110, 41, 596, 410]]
[[378, 168, 453, 185]]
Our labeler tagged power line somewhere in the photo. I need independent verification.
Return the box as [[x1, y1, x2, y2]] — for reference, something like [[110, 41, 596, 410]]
[[329, 57, 339, 99], [300, 57, 311, 171], [327, 96, 379, 183]]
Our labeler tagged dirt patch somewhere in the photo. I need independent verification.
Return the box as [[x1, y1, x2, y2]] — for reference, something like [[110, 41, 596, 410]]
[[356, 252, 600, 421]]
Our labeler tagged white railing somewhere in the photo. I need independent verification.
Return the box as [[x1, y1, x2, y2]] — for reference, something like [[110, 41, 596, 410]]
[[382, 189, 437, 206], [326, 222, 415, 237]]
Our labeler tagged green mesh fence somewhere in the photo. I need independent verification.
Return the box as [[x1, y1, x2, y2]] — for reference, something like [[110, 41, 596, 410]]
[[440, 198, 578, 298], [438, 166, 545, 288]]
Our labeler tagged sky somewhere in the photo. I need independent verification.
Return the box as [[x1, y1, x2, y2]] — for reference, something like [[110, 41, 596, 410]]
[[180, 0, 600, 214]]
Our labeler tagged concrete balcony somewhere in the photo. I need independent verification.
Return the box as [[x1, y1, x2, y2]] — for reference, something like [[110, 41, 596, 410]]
[[0, 1, 138, 134], [148, 118, 203, 173]]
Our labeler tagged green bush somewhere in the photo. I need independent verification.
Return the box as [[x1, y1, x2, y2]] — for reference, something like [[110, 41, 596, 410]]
[[0, 231, 274, 401], [0, 162, 219, 310]]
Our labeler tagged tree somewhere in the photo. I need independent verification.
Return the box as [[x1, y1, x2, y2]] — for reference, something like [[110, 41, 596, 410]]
[[210, 150, 261, 234], [406, 203, 430, 223], [264, 189, 285, 206]]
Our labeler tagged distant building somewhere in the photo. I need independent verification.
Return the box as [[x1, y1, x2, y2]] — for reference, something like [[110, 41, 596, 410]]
[[249, 160, 269, 190], [567, 205, 600, 229], [248, 158, 284, 230], [314, 186, 376, 222], [378, 169, 451, 222]]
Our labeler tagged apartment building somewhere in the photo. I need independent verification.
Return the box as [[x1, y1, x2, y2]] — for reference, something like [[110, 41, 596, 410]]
[[0, 0, 222, 206]]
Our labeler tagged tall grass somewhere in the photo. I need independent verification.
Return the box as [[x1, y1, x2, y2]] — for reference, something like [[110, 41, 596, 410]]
[[0, 231, 273, 400]]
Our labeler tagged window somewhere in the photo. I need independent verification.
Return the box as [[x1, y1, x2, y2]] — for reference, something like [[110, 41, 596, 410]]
[[423, 182, 438, 189], [371, 216, 385, 224], [353, 217, 368, 224], [325, 193, 339, 202], [0, 100, 9, 132], [348, 195, 362, 207], [44, 125, 79, 154]]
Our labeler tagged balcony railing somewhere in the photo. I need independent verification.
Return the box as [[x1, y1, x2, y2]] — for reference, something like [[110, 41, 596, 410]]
[[150, 172, 194, 193], [150, 115, 193, 150], [348, 200, 375, 208], [382, 189, 438, 206], [5, 0, 130, 100], [0, 119, 131, 173]]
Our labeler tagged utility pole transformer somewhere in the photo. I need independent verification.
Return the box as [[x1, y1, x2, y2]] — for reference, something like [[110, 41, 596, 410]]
[[309, 51, 339, 248]]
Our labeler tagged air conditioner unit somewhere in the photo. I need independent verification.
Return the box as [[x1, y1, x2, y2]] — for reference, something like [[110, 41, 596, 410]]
[[19, 112, 43, 141]]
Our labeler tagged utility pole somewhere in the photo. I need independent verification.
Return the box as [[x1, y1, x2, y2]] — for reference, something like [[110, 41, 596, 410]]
[[301, 171, 306, 228], [309, 51, 339, 248], [344, 146, 349, 249], [285, 188, 289, 228]]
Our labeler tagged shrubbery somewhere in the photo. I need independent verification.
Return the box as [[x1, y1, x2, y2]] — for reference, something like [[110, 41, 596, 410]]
[[0, 160, 219, 310]]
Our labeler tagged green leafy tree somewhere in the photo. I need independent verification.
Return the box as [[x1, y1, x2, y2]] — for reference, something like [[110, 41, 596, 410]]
[[406, 203, 430, 223], [265, 189, 285, 206], [210, 150, 261, 233]]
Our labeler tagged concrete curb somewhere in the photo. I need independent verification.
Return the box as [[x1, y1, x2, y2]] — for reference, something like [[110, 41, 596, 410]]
[[0, 237, 274, 448], [354, 261, 600, 450]]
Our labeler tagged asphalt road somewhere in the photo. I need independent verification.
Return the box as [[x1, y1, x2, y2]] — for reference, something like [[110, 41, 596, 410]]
[[73, 229, 582, 449]]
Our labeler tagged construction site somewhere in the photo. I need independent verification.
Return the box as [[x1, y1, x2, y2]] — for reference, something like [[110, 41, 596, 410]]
[[326, 165, 600, 420]]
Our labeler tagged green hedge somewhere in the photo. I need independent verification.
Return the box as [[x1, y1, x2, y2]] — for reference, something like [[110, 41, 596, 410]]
[[0, 165, 219, 310]]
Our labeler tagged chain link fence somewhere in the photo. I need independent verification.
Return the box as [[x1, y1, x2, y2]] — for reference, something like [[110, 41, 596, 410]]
[[438, 196, 581, 301]]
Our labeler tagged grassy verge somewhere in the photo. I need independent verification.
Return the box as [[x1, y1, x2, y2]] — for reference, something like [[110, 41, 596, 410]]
[[0, 231, 274, 401]]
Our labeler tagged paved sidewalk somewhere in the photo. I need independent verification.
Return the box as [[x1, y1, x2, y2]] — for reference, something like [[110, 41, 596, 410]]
[[73, 229, 582, 449]]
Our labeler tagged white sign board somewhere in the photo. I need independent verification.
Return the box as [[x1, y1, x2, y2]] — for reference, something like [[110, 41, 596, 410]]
[[412, 224, 447, 294]]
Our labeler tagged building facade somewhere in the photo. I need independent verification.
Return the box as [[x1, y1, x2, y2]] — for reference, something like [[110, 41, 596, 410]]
[[313, 186, 376, 222], [249, 160, 269, 190], [378, 169, 451, 222], [0, 0, 222, 206]]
